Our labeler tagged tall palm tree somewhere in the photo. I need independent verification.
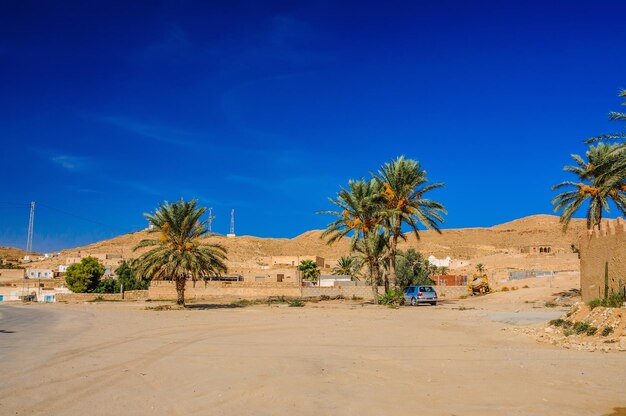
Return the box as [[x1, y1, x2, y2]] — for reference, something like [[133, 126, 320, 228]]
[[319, 178, 384, 300], [133, 199, 228, 306], [552, 143, 626, 231], [374, 156, 447, 289], [586, 90, 626, 191], [476, 263, 486, 275], [332, 256, 363, 280], [353, 230, 389, 288]]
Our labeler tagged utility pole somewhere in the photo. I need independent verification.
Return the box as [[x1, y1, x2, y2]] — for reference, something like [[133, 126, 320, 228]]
[[26, 201, 35, 253], [208, 207, 214, 233], [227, 209, 236, 237]]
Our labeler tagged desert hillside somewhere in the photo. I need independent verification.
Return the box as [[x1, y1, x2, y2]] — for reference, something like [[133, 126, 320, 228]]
[[22, 214, 588, 277], [0, 247, 39, 262]]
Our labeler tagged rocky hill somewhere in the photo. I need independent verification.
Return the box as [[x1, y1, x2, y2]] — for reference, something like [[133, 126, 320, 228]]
[[24, 215, 588, 273]]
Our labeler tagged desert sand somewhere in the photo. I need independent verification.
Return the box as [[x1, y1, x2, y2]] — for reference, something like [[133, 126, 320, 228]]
[[1, 275, 624, 416]]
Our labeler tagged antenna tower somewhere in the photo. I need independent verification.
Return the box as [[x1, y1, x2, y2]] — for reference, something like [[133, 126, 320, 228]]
[[208, 207, 214, 233], [26, 201, 35, 253], [227, 208, 236, 237]]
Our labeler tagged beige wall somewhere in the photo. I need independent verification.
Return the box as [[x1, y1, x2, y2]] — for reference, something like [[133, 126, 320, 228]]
[[148, 281, 302, 300], [579, 218, 626, 302], [0, 269, 25, 280], [269, 256, 324, 267]]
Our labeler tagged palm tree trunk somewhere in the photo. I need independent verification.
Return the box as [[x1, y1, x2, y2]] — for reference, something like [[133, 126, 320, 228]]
[[370, 257, 379, 302], [175, 276, 186, 306], [388, 228, 400, 290]]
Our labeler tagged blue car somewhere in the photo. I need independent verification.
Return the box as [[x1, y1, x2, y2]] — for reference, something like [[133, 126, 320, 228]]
[[404, 285, 438, 306]]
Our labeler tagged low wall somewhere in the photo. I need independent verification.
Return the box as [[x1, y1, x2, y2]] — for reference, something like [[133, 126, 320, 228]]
[[123, 290, 149, 301], [148, 281, 302, 300], [301, 286, 384, 300], [434, 285, 468, 299], [56, 293, 122, 302]]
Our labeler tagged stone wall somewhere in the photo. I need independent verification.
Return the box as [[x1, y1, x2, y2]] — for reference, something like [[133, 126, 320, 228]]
[[301, 286, 384, 300], [123, 290, 149, 301], [579, 218, 626, 302], [148, 281, 302, 300], [56, 293, 122, 302], [434, 285, 468, 299]]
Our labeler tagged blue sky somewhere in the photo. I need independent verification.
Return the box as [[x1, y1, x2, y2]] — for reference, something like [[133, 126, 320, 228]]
[[1, 1, 625, 252]]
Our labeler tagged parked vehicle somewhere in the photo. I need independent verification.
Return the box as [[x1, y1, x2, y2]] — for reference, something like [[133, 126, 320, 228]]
[[404, 285, 438, 306]]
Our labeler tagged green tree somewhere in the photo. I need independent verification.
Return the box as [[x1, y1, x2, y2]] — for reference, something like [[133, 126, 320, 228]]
[[476, 263, 486, 275], [116, 260, 151, 290], [133, 199, 228, 306], [298, 259, 321, 284], [374, 156, 447, 289], [65, 256, 105, 293], [395, 249, 434, 287], [353, 230, 389, 286], [552, 143, 626, 231], [319, 178, 385, 300], [332, 256, 362, 280]]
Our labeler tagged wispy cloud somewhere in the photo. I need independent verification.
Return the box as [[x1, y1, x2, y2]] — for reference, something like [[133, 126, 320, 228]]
[[93, 115, 208, 147], [50, 155, 88, 171]]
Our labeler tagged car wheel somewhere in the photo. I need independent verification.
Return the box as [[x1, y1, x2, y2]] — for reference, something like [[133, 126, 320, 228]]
[[411, 297, 417, 306], [430, 301, 437, 306]]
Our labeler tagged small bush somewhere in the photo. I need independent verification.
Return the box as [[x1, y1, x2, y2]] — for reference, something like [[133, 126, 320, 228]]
[[573, 322, 592, 335], [601, 326, 614, 337], [288, 299, 305, 307], [319, 295, 331, 301], [586, 326, 598, 336], [459, 295, 468, 299], [378, 289, 405, 306], [501, 287, 510, 292], [511, 286, 518, 291], [522, 285, 530, 289], [587, 291, 626, 309], [544, 301, 557, 308], [351, 295, 363, 301], [563, 328, 574, 337], [549, 318, 566, 327]]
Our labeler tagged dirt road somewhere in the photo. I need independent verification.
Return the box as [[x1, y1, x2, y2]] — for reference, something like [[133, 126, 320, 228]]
[[0, 298, 624, 416]]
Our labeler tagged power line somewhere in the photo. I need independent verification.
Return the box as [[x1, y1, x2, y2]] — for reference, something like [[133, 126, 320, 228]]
[[36, 203, 115, 228]]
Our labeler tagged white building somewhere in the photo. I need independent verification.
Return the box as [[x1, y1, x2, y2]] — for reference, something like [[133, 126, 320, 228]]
[[319, 275, 352, 287], [26, 268, 54, 279]]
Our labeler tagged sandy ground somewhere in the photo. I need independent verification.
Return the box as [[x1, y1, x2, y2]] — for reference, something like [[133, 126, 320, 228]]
[[1, 282, 625, 416]]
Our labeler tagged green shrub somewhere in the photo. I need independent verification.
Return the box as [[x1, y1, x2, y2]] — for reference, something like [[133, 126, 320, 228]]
[[522, 285, 529, 289], [563, 328, 574, 337], [586, 326, 598, 336], [587, 291, 626, 309], [319, 295, 331, 301], [288, 299, 305, 307], [511, 286, 518, 291], [549, 318, 566, 327], [501, 287, 510, 292], [544, 301, 557, 308], [601, 326, 614, 337], [351, 295, 363, 301], [573, 322, 592, 335], [378, 289, 405, 306]]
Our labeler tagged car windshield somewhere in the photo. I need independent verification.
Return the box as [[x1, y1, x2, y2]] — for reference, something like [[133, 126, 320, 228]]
[[420, 286, 435, 292]]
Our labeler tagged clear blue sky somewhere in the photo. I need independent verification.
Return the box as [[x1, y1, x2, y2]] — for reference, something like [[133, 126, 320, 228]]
[[1, 1, 625, 252]]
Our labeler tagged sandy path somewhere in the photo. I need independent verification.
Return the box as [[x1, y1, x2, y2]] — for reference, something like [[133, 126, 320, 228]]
[[0, 300, 624, 416]]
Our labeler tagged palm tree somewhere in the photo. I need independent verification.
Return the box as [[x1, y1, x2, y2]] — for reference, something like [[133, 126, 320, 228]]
[[298, 259, 320, 285], [353, 230, 389, 287], [552, 143, 626, 231], [585, 90, 626, 192], [133, 199, 228, 306], [332, 256, 362, 280], [374, 156, 447, 289], [476, 263, 486, 275], [319, 178, 384, 300]]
